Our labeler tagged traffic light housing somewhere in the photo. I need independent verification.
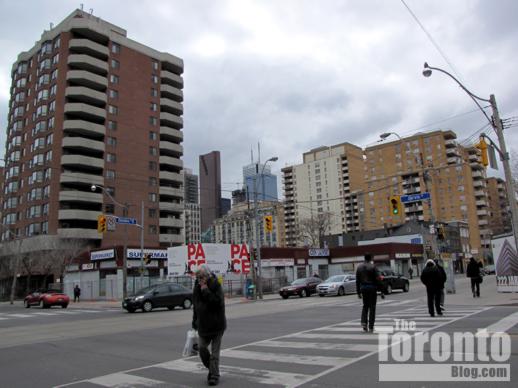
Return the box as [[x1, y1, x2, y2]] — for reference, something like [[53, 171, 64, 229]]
[[264, 215, 273, 232], [97, 215, 106, 233], [389, 195, 402, 216], [476, 137, 489, 167], [143, 253, 152, 264], [437, 225, 445, 240]]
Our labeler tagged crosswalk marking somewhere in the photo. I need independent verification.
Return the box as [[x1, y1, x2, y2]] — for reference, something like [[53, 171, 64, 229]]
[[223, 349, 352, 366], [288, 333, 382, 340], [0, 309, 104, 321], [257, 340, 380, 352], [89, 372, 166, 387]]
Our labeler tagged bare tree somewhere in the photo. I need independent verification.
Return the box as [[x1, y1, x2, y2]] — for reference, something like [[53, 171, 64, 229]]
[[296, 212, 334, 248]]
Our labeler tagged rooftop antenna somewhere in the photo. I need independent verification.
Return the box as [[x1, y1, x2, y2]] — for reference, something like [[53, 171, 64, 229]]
[[89, 8, 94, 14], [258, 142, 261, 164], [250, 146, 253, 164], [80, 3, 84, 11], [50, 22, 54, 29]]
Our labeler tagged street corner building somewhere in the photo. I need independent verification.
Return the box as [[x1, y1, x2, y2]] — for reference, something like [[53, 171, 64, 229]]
[[0, 9, 184, 299]]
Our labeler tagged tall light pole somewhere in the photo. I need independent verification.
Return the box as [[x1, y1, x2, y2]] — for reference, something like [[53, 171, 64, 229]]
[[254, 156, 278, 299], [423, 62, 518, 257], [91, 184, 129, 299]]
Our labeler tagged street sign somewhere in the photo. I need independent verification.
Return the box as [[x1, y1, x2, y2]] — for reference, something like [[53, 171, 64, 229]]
[[115, 217, 137, 225], [107, 216, 116, 231], [400, 192, 430, 203]]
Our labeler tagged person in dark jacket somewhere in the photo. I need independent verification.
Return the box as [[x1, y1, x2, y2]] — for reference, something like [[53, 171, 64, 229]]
[[192, 264, 226, 386], [434, 259, 447, 310], [73, 285, 81, 302], [356, 253, 381, 332], [420, 259, 445, 317], [466, 257, 482, 297]]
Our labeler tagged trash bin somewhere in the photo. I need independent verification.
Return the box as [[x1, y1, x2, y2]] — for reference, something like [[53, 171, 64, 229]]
[[246, 283, 255, 299]]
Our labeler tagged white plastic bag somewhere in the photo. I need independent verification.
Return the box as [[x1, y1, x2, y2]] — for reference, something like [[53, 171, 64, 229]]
[[182, 329, 198, 357]]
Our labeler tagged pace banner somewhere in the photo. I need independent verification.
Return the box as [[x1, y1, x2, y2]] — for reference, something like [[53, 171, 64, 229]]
[[167, 243, 251, 277], [493, 235, 518, 292]]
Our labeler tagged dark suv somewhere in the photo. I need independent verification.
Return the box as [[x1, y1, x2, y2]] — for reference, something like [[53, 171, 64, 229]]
[[122, 282, 193, 313], [377, 267, 410, 294]]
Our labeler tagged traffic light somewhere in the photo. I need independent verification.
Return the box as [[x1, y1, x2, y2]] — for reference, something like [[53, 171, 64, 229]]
[[144, 253, 152, 264], [389, 195, 402, 216], [437, 225, 445, 240], [476, 137, 489, 167], [97, 215, 106, 233], [264, 215, 273, 233]]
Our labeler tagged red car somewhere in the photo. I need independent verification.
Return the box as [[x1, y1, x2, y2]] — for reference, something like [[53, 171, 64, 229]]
[[279, 277, 322, 299], [24, 289, 70, 308]]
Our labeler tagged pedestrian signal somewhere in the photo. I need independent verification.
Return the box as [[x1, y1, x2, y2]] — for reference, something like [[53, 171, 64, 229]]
[[389, 195, 402, 216], [97, 215, 107, 233], [264, 215, 273, 232]]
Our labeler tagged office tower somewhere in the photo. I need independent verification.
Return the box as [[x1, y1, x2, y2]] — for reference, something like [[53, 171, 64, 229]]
[[199, 151, 221, 233], [243, 162, 278, 202], [183, 168, 198, 204], [282, 143, 365, 247], [1, 9, 184, 252]]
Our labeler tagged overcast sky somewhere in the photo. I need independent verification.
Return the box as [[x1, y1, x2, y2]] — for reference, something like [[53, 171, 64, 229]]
[[1, 0, 517, 199]]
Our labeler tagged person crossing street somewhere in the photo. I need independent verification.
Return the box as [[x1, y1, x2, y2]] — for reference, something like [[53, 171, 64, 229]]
[[356, 253, 382, 333]]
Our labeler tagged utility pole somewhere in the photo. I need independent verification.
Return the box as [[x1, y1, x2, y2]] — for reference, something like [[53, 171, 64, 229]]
[[490, 94, 518, 253]]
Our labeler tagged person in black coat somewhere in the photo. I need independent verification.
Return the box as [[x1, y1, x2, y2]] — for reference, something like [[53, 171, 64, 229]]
[[434, 259, 447, 309], [192, 265, 226, 386], [73, 285, 81, 302], [466, 257, 482, 297], [420, 259, 445, 317], [356, 253, 382, 332]]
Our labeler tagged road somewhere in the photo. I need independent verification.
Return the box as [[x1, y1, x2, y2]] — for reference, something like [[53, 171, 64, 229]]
[[0, 275, 516, 387]]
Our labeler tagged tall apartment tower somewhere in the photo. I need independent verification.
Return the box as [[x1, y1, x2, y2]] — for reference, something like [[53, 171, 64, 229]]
[[1, 10, 184, 249], [199, 151, 221, 233], [243, 162, 278, 202], [364, 130, 491, 257], [282, 143, 365, 247], [486, 177, 512, 236], [183, 168, 199, 204]]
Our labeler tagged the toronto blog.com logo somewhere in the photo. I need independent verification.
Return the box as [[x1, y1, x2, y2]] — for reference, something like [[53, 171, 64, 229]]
[[378, 319, 511, 382]]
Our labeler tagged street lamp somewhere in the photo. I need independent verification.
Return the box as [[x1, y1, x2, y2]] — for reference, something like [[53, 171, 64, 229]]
[[254, 156, 278, 300], [422, 62, 518, 258], [91, 184, 130, 299], [380, 132, 402, 141]]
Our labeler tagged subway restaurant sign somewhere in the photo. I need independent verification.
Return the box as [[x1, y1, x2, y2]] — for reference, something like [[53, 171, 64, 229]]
[[167, 243, 251, 276]]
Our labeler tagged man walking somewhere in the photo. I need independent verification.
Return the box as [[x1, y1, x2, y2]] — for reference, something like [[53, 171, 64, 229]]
[[420, 259, 444, 317], [356, 253, 381, 332], [73, 285, 81, 302], [192, 264, 226, 386], [467, 257, 482, 297]]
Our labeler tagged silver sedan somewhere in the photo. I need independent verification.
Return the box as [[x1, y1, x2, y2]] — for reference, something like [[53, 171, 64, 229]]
[[316, 274, 356, 296]]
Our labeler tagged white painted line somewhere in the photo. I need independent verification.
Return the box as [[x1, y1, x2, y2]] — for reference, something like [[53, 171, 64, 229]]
[[288, 333, 382, 340], [223, 349, 352, 366], [0, 317, 8, 320], [8, 314, 32, 318], [477, 311, 518, 334], [256, 340, 379, 352], [382, 299, 420, 306], [158, 359, 310, 387], [374, 317, 452, 321], [31, 312, 58, 316], [89, 372, 165, 387], [312, 327, 369, 332]]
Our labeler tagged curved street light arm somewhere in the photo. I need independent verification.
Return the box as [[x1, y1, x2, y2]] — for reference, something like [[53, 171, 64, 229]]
[[423, 63, 493, 126]]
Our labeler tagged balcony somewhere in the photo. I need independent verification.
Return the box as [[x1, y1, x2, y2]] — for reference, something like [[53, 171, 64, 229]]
[[68, 39, 109, 60], [159, 233, 184, 245], [475, 200, 488, 207], [63, 120, 105, 138], [66, 70, 108, 91], [159, 155, 182, 169], [159, 186, 183, 198], [59, 190, 102, 204], [64, 103, 106, 121], [65, 86, 107, 106], [160, 98, 183, 116], [160, 217, 184, 228], [160, 126, 183, 142], [62, 136, 105, 153], [159, 171, 182, 183], [474, 190, 485, 197], [160, 202, 184, 212], [446, 148, 460, 157], [160, 84, 183, 102], [160, 112, 183, 129], [472, 171, 484, 179], [60, 172, 103, 186], [447, 156, 461, 165], [445, 139, 456, 148], [61, 154, 104, 169], [160, 70, 183, 88], [58, 209, 100, 221], [159, 140, 183, 155], [478, 219, 489, 226], [67, 54, 108, 75], [58, 228, 100, 239]]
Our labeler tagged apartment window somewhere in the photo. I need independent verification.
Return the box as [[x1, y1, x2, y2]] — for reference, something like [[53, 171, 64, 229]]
[[108, 105, 118, 115], [49, 100, 56, 112], [50, 84, 57, 96], [109, 89, 118, 99], [106, 170, 116, 179], [149, 131, 157, 140], [107, 137, 117, 146], [111, 59, 120, 69], [149, 193, 157, 202], [45, 150, 52, 162], [149, 177, 157, 186], [50, 69, 58, 80], [109, 74, 119, 84], [36, 105, 48, 117], [38, 74, 50, 86], [111, 42, 120, 54], [149, 161, 157, 171], [148, 225, 158, 235], [152, 60, 159, 71], [149, 146, 157, 156], [151, 74, 158, 84], [151, 88, 158, 97], [150, 102, 158, 111], [108, 120, 117, 130], [37, 89, 48, 101], [148, 208, 157, 218], [48, 117, 55, 128], [106, 153, 116, 163], [39, 59, 51, 71], [149, 116, 157, 126]]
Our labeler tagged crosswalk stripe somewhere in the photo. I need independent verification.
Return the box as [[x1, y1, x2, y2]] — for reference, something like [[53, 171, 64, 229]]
[[288, 333, 381, 340], [89, 372, 165, 387], [257, 340, 379, 352], [478, 311, 518, 334], [31, 312, 58, 316], [8, 314, 32, 318], [381, 299, 420, 306], [223, 349, 352, 366]]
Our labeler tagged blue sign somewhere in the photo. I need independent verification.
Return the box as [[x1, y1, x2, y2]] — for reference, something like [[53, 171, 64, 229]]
[[400, 192, 430, 203], [116, 217, 137, 225], [411, 238, 422, 244]]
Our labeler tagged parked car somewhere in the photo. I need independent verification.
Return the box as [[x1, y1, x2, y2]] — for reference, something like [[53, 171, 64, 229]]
[[122, 282, 193, 313], [317, 274, 356, 296], [483, 264, 495, 275], [279, 277, 322, 299], [377, 267, 410, 294], [24, 289, 70, 308]]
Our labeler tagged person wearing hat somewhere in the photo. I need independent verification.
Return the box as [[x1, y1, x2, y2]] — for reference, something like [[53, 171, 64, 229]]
[[420, 259, 445, 317], [192, 264, 226, 386]]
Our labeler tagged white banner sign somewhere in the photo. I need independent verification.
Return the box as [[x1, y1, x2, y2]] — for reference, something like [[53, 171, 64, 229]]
[[127, 249, 167, 260], [167, 243, 251, 276], [91, 249, 115, 261]]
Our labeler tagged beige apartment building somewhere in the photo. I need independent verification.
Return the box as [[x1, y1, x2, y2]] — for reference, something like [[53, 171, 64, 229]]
[[282, 143, 364, 247], [486, 177, 512, 236]]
